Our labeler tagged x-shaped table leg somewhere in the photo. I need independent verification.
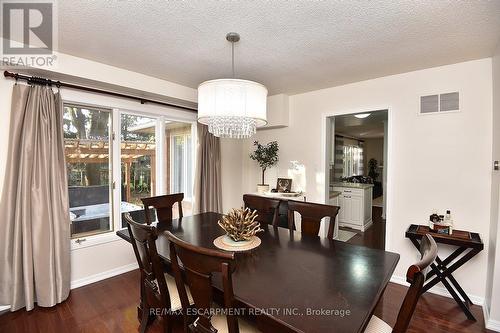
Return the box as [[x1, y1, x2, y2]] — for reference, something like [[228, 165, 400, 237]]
[[409, 238, 479, 321]]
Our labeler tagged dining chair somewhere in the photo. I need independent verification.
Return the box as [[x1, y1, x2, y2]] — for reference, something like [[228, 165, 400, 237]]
[[287, 200, 340, 239], [166, 231, 261, 333], [243, 194, 281, 227], [365, 234, 438, 333], [141, 193, 184, 224], [124, 213, 193, 333]]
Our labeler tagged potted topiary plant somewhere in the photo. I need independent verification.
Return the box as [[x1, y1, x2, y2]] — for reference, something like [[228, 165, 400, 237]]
[[249, 141, 279, 193], [368, 158, 380, 181]]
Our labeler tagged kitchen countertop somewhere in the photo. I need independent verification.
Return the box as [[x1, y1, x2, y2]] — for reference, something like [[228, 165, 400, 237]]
[[252, 192, 306, 200], [332, 182, 374, 190]]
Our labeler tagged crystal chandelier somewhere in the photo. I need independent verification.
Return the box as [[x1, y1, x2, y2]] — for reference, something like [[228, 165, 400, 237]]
[[197, 33, 268, 139]]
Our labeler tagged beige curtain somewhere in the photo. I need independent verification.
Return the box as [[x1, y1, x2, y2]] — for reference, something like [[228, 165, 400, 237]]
[[0, 84, 70, 311], [193, 124, 222, 213]]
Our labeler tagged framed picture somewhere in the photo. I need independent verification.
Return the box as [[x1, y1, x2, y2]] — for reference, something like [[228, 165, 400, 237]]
[[276, 178, 292, 192]]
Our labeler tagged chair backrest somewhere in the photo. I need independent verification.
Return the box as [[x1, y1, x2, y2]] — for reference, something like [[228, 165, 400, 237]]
[[141, 193, 184, 224], [243, 194, 281, 227], [124, 213, 172, 309], [166, 231, 239, 333], [287, 200, 340, 239], [393, 234, 437, 333]]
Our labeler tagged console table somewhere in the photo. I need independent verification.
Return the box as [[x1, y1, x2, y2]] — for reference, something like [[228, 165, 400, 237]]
[[405, 224, 483, 320]]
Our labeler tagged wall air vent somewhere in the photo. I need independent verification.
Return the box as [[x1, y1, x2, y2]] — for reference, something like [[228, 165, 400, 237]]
[[420, 92, 459, 114]]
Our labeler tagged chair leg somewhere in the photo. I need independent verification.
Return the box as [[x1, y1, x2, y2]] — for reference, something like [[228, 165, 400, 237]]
[[139, 307, 150, 333]]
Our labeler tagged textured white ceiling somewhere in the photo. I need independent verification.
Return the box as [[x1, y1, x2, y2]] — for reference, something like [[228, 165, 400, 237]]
[[335, 110, 388, 139], [58, 0, 500, 95]]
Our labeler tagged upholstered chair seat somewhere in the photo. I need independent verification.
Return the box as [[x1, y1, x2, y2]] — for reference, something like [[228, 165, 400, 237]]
[[163, 273, 194, 310], [364, 315, 392, 333], [211, 308, 262, 333]]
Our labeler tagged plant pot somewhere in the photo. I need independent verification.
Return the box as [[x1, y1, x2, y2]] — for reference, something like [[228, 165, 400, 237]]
[[257, 184, 269, 194]]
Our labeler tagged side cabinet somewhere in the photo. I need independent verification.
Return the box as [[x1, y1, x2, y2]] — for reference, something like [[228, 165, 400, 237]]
[[332, 186, 373, 231]]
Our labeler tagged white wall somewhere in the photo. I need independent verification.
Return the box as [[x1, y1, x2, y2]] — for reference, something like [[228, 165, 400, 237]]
[[486, 41, 500, 329], [0, 51, 197, 291], [15, 46, 198, 104], [238, 59, 493, 301]]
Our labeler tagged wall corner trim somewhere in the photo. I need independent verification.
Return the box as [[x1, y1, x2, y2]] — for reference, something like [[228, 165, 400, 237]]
[[484, 302, 500, 332]]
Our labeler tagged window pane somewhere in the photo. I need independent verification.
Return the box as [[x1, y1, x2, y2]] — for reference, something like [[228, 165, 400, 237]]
[[64, 105, 112, 238], [121, 114, 156, 227], [166, 121, 193, 218], [343, 145, 364, 178]]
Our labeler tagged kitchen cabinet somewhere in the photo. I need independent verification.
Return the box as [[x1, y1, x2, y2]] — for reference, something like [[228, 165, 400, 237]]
[[332, 184, 373, 231]]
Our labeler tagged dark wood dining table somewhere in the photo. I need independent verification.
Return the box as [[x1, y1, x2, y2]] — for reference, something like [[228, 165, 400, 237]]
[[117, 212, 399, 333]]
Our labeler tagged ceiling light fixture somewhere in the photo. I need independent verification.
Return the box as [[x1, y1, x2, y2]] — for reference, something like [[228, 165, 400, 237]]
[[354, 113, 371, 119], [197, 32, 268, 139]]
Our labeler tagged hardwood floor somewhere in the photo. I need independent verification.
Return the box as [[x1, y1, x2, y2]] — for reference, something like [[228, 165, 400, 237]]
[[0, 269, 491, 333], [342, 206, 386, 250]]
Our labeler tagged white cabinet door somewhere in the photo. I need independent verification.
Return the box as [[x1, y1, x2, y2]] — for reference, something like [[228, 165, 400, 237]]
[[350, 195, 363, 226], [339, 195, 351, 223]]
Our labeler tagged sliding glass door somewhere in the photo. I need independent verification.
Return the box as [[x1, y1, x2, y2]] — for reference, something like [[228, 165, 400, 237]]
[[120, 113, 157, 226], [63, 104, 112, 238], [63, 102, 195, 240]]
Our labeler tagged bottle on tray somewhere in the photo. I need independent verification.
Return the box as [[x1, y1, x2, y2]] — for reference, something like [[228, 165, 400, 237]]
[[429, 209, 453, 235]]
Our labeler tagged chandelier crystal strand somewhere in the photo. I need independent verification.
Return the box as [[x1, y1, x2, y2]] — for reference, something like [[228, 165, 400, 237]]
[[197, 32, 267, 139], [207, 116, 257, 138]]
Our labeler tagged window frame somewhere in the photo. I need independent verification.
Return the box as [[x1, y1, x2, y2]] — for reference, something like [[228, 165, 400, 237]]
[[169, 129, 194, 200], [64, 99, 197, 251]]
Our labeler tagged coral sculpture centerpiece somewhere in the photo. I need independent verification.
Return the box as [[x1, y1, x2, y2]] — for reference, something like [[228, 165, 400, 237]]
[[218, 208, 264, 242]]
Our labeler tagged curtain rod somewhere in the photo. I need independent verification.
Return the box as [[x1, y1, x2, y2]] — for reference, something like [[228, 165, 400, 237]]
[[3, 70, 198, 113]]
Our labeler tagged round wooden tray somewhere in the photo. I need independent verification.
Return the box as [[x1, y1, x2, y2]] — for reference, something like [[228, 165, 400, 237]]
[[213, 235, 261, 252]]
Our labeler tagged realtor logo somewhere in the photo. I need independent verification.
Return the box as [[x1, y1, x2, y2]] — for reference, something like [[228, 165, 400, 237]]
[[1, 0, 57, 67]]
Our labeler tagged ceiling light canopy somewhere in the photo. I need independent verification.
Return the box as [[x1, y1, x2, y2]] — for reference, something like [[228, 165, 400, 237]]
[[197, 32, 268, 139], [354, 113, 371, 119]]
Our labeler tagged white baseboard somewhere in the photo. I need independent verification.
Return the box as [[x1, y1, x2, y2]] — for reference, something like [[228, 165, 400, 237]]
[[390, 274, 484, 306], [484, 304, 500, 332], [70, 262, 138, 290], [0, 263, 139, 313], [488, 319, 500, 332]]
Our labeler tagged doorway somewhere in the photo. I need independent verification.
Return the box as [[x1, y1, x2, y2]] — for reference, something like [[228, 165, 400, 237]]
[[325, 109, 388, 250]]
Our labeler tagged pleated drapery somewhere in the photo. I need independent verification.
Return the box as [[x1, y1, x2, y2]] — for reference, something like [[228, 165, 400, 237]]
[[0, 84, 71, 311], [193, 124, 222, 214]]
